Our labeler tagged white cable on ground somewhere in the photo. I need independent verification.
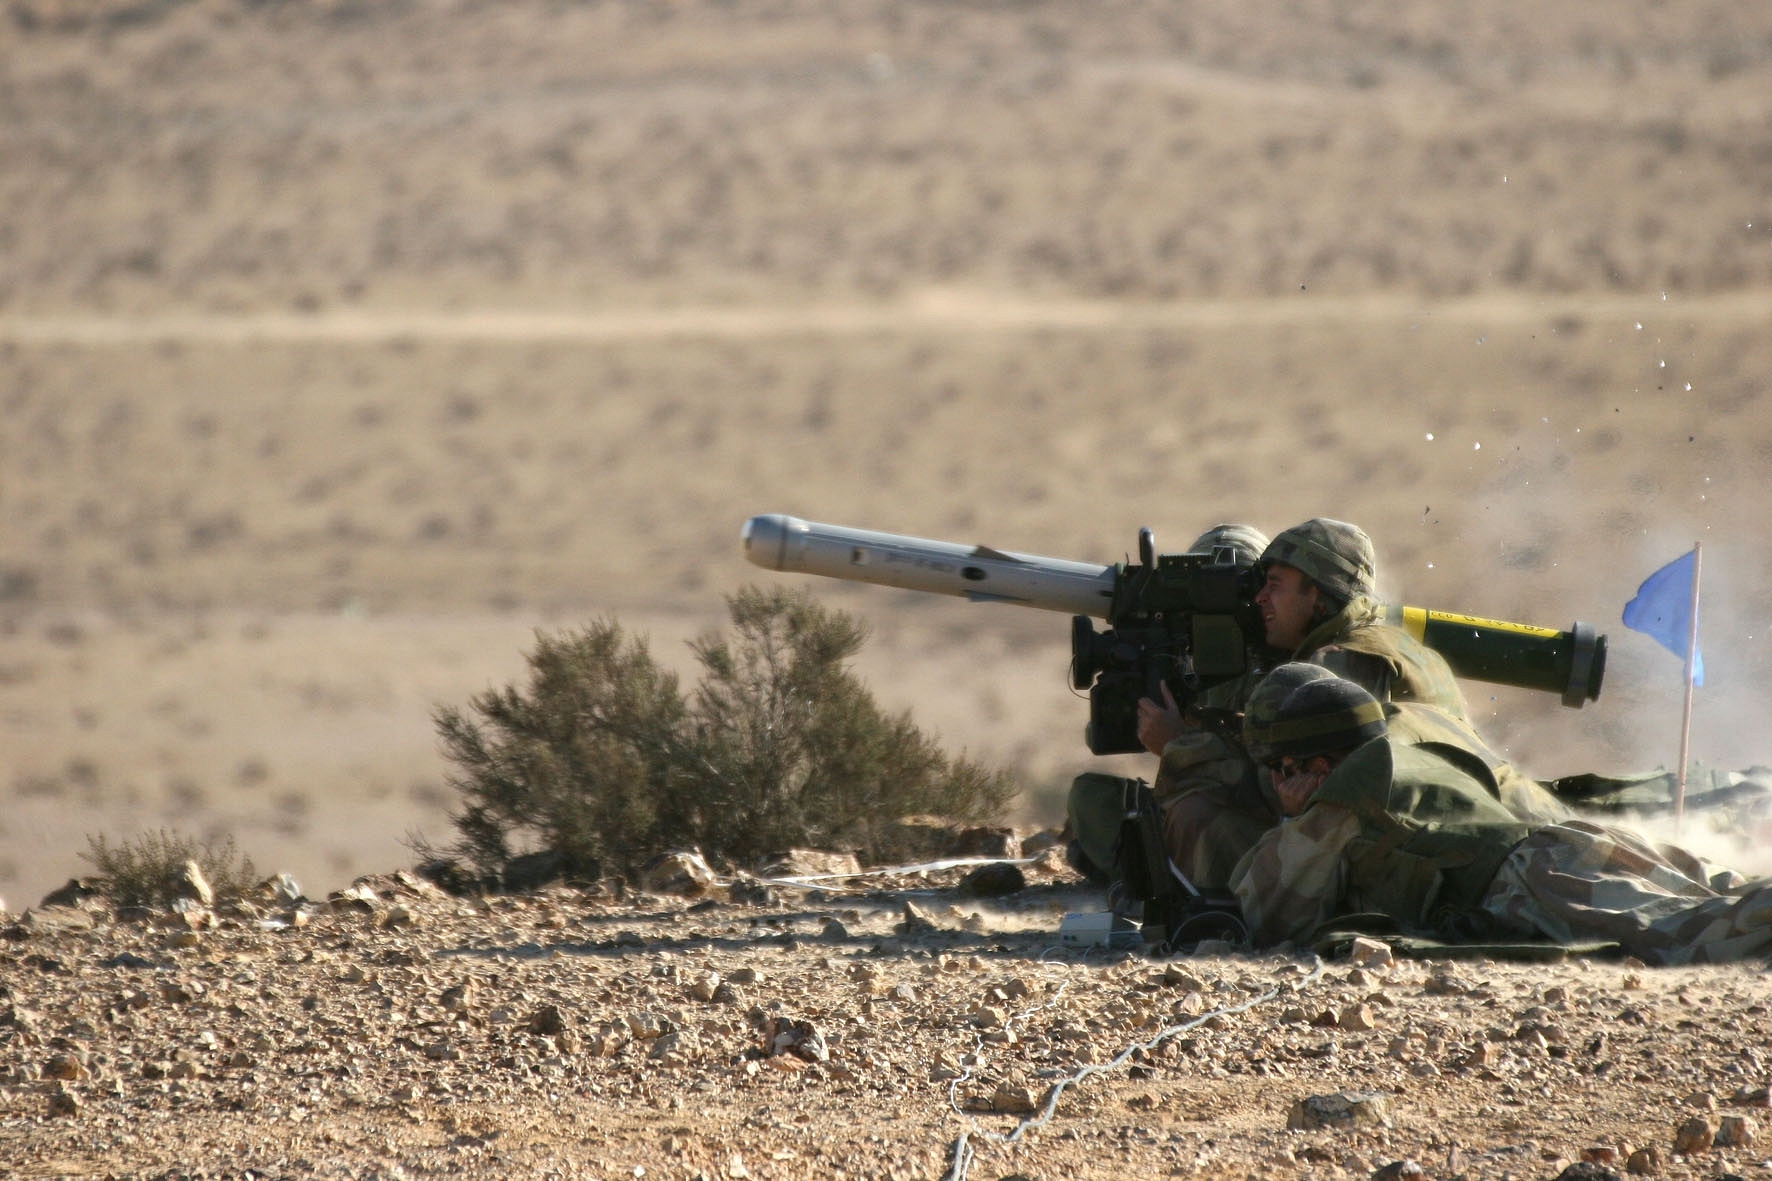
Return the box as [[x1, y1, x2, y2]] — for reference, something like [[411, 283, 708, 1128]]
[[940, 956, 1328, 1181]]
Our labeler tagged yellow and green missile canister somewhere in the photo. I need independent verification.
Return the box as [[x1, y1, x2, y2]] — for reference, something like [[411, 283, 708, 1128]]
[[1383, 606, 1606, 707]]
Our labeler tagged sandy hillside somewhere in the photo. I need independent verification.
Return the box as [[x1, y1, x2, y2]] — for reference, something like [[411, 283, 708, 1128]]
[[3, 0, 1772, 909]]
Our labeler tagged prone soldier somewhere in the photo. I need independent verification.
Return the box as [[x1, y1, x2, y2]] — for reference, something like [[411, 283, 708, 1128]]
[[1231, 673, 1772, 964]]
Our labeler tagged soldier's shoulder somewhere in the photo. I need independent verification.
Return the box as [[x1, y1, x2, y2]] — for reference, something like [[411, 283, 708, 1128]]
[[1312, 737, 1395, 807]]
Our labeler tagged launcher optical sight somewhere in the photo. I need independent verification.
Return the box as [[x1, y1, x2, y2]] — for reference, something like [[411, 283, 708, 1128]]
[[741, 513, 1605, 754]]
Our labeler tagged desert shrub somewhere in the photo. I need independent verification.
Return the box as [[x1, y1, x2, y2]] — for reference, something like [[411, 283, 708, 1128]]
[[80, 829, 259, 907], [434, 585, 1016, 879]]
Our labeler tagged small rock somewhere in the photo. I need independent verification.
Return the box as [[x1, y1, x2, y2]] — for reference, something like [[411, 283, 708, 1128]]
[[1424, 969, 1475, 996], [958, 862, 1025, 897], [639, 850, 718, 897], [1582, 1147, 1621, 1164], [379, 904, 414, 929], [1348, 936, 1394, 969], [1674, 1116, 1714, 1154], [898, 901, 940, 935], [625, 1011, 669, 1040], [329, 884, 378, 913], [991, 1084, 1039, 1115], [761, 1015, 827, 1062], [38, 879, 102, 909], [1715, 1115, 1756, 1148], [1626, 1146, 1661, 1175], [946, 825, 1017, 858], [587, 1025, 626, 1056], [1338, 1004, 1377, 1032], [174, 860, 215, 907], [1371, 1160, 1423, 1181], [43, 1052, 86, 1081], [1287, 1091, 1391, 1131], [687, 971, 722, 1002], [728, 877, 778, 907], [159, 980, 199, 1004], [47, 1084, 80, 1118], [528, 1005, 569, 1036], [649, 1030, 701, 1063], [821, 918, 850, 940], [21, 906, 95, 933], [761, 849, 862, 879], [1554, 1163, 1622, 1181]]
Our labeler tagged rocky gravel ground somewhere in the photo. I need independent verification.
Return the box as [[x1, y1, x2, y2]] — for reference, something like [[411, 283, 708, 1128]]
[[5, 853, 1772, 1181]]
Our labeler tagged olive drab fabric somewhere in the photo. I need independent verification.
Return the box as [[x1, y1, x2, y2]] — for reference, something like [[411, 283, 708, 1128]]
[[1311, 739, 1532, 916], [1293, 596, 1471, 722], [1385, 701, 1572, 825], [1188, 523, 1271, 566], [1065, 771, 1139, 883], [1260, 678, 1388, 762], [1230, 731, 1772, 964], [1240, 662, 1338, 768], [1261, 518, 1376, 605]]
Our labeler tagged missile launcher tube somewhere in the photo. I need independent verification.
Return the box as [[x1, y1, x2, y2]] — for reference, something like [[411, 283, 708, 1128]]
[[740, 512, 1117, 617], [741, 514, 1604, 706]]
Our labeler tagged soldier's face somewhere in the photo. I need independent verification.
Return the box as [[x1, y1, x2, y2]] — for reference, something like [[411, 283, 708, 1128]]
[[1256, 563, 1319, 649]]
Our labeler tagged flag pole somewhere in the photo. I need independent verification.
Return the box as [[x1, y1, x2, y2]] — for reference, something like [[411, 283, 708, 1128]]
[[1674, 541, 1702, 832]]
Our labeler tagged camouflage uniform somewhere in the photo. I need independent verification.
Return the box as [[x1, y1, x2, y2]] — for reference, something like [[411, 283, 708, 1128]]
[[1263, 518, 1470, 721], [1151, 718, 1269, 889], [1232, 720, 1772, 965]]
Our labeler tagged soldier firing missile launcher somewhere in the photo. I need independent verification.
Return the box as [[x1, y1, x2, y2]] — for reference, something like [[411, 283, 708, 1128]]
[[740, 513, 1606, 755]]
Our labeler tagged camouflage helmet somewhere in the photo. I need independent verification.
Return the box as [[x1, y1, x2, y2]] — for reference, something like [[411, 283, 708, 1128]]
[[1265, 677, 1388, 763], [1261, 518, 1377, 606], [1241, 662, 1337, 765], [1188, 523, 1271, 567]]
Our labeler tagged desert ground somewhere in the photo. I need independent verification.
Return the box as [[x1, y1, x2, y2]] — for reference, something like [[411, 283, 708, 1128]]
[[3, 0, 1772, 1174]]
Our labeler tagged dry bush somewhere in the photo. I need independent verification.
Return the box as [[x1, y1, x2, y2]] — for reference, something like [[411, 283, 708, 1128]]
[[80, 829, 259, 908], [433, 585, 1016, 882]]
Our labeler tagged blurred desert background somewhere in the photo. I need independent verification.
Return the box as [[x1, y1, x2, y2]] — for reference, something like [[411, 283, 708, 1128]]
[[3, 0, 1771, 908]]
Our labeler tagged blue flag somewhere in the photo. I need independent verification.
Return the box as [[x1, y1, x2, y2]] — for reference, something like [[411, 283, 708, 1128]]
[[1622, 549, 1704, 685]]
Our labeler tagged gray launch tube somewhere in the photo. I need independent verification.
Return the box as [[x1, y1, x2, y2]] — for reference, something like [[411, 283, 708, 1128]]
[[741, 513, 1117, 618]]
